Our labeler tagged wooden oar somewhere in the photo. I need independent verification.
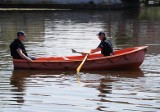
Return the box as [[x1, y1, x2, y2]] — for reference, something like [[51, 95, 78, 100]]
[[76, 50, 91, 74], [71, 49, 87, 55]]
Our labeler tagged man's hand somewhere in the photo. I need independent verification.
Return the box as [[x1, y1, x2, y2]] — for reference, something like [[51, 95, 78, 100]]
[[27, 58, 33, 62]]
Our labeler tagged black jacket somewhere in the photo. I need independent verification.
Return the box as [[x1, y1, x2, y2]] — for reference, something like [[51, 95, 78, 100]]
[[98, 38, 113, 56], [10, 39, 28, 59]]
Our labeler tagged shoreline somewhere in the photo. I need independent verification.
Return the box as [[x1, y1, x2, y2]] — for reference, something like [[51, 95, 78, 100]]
[[0, 3, 140, 10]]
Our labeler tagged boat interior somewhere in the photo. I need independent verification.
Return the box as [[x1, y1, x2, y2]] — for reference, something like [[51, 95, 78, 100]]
[[35, 47, 141, 62]]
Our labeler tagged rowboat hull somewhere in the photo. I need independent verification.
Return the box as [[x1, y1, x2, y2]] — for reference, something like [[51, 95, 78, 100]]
[[13, 46, 148, 70]]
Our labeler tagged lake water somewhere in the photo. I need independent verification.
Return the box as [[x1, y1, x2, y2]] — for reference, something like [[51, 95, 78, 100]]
[[0, 7, 160, 112]]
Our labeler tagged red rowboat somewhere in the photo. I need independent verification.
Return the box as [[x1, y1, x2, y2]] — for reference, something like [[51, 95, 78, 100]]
[[12, 46, 148, 70]]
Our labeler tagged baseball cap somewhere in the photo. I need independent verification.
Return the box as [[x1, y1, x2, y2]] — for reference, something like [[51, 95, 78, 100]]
[[17, 31, 26, 37], [97, 31, 105, 36]]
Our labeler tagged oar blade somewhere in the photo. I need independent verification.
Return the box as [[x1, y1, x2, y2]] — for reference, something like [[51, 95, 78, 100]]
[[76, 65, 81, 74], [76, 56, 87, 74], [71, 49, 77, 53]]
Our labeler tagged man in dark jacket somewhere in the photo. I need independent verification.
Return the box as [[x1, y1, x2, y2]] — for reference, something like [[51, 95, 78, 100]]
[[10, 31, 33, 62], [91, 31, 113, 56]]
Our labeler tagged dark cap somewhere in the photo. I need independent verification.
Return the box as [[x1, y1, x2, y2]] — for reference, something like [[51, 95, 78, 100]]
[[17, 31, 26, 37], [97, 31, 105, 36]]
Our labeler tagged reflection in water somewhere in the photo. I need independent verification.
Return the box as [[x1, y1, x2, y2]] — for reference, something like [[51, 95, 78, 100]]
[[10, 69, 144, 106], [96, 69, 144, 96], [2, 67, 159, 112], [81, 69, 144, 95], [76, 69, 159, 112], [10, 70, 28, 104], [10, 70, 66, 105], [75, 69, 151, 112]]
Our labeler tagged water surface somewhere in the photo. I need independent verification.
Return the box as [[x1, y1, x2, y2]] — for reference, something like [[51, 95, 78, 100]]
[[0, 7, 160, 112]]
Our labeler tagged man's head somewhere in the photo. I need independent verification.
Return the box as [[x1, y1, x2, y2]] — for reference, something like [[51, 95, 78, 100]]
[[97, 31, 105, 40], [97, 31, 105, 37], [17, 31, 26, 41], [17, 31, 26, 37]]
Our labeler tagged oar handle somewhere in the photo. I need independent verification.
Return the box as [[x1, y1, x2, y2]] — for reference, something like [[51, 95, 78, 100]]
[[71, 49, 87, 55]]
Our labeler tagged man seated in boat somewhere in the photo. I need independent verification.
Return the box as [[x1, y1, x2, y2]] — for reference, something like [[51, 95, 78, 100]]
[[90, 31, 114, 56], [10, 31, 35, 62]]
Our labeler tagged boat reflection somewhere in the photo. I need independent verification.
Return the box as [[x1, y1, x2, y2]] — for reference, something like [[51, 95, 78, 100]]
[[10, 70, 68, 104], [97, 69, 144, 94], [95, 69, 144, 111], [10, 69, 144, 106], [75, 69, 144, 111], [82, 68, 144, 78]]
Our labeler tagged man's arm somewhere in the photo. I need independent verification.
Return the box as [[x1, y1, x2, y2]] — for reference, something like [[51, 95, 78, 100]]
[[91, 47, 101, 54], [16, 48, 32, 62]]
